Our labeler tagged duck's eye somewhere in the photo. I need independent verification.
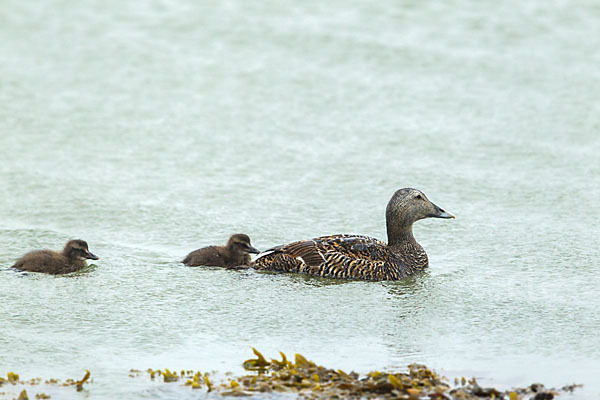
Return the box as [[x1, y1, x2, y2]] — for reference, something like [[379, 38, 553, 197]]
[[416, 194, 423, 200]]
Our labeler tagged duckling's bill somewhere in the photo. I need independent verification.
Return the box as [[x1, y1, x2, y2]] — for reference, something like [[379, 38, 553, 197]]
[[85, 250, 99, 260]]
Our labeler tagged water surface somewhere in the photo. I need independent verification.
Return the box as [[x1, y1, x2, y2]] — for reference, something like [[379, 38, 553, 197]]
[[1, 0, 599, 398]]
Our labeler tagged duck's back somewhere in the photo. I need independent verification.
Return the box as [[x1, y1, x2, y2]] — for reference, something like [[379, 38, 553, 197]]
[[254, 234, 401, 280], [12, 250, 80, 274]]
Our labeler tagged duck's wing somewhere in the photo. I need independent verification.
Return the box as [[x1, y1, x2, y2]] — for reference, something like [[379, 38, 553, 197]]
[[254, 234, 391, 280]]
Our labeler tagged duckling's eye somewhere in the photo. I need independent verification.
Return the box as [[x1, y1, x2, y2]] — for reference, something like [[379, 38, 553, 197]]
[[415, 194, 423, 200]]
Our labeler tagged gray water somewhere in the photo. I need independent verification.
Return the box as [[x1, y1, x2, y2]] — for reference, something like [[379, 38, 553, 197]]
[[1, 0, 599, 399]]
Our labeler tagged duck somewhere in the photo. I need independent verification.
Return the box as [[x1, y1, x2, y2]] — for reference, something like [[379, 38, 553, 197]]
[[253, 188, 454, 281], [182, 233, 260, 268], [11, 239, 99, 275]]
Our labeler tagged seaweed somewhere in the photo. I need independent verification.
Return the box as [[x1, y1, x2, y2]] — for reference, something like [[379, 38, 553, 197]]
[[138, 349, 579, 399], [0, 370, 90, 398], [8, 372, 20, 384], [162, 369, 179, 383], [242, 348, 270, 371], [2, 351, 578, 399], [75, 370, 90, 391], [184, 372, 203, 389]]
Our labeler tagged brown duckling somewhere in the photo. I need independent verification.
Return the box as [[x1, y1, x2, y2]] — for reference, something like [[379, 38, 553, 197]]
[[253, 188, 454, 281], [11, 239, 99, 275], [182, 233, 260, 268]]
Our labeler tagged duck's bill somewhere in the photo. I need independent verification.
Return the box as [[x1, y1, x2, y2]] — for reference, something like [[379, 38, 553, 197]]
[[431, 204, 455, 219], [247, 246, 260, 254], [85, 251, 99, 260]]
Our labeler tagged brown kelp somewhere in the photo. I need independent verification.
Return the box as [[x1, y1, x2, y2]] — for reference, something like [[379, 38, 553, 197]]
[[1, 352, 579, 399], [0, 370, 91, 399], [139, 348, 576, 399]]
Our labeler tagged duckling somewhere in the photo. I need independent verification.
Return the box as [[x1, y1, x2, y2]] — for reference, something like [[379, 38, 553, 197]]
[[11, 239, 99, 275], [182, 233, 260, 268], [253, 188, 454, 281]]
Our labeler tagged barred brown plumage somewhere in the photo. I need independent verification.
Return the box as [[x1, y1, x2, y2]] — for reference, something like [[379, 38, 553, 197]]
[[253, 188, 454, 281]]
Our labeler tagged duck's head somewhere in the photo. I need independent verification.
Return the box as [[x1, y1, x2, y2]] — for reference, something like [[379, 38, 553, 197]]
[[63, 239, 99, 260], [227, 234, 260, 255], [386, 188, 454, 233]]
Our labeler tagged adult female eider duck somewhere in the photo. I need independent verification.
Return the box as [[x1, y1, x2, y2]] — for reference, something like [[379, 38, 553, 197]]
[[253, 188, 454, 281], [182, 233, 260, 268], [11, 239, 99, 275]]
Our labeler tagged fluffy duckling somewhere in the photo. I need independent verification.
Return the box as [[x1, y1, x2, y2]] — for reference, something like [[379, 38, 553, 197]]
[[253, 188, 454, 281], [11, 239, 99, 275], [182, 233, 260, 268]]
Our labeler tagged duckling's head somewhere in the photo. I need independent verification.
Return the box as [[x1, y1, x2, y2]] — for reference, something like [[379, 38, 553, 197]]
[[227, 234, 260, 255], [386, 188, 454, 232], [63, 239, 99, 260]]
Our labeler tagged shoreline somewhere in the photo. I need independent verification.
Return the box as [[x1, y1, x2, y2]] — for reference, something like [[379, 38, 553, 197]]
[[1, 349, 581, 400]]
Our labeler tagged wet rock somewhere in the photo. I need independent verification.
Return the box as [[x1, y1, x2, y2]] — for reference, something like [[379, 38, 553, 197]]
[[533, 392, 554, 400]]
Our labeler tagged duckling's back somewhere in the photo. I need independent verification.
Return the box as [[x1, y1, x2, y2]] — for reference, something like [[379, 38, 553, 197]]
[[12, 250, 70, 274], [182, 246, 226, 267]]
